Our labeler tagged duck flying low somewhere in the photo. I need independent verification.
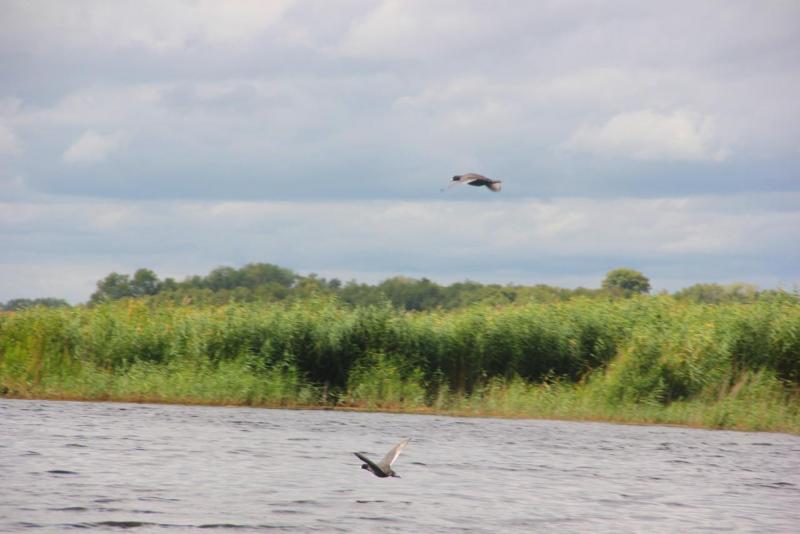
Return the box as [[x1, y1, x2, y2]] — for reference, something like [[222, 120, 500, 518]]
[[442, 173, 502, 192], [354, 438, 410, 478]]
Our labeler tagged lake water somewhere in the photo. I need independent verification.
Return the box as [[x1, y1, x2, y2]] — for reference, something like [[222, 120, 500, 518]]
[[1, 399, 799, 532]]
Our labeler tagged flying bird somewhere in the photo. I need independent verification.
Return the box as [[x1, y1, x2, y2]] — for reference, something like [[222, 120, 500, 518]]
[[354, 438, 410, 478], [442, 173, 502, 192]]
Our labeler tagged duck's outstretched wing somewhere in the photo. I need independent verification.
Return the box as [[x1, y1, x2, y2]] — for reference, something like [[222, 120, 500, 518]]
[[378, 438, 410, 470], [441, 180, 466, 192], [354, 452, 386, 475]]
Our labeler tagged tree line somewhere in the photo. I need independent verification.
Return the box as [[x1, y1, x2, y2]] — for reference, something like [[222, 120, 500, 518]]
[[2, 262, 793, 311], [1, 298, 70, 312]]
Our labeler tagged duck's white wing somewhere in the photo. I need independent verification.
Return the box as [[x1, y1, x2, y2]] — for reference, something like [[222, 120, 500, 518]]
[[378, 438, 410, 470]]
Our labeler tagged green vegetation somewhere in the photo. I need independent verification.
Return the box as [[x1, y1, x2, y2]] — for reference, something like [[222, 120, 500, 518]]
[[85, 263, 604, 309], [2, 295, 798, 433], [4, 263, 792, 311], [1, 298, 70, 312], [602, 267, 651, 297]]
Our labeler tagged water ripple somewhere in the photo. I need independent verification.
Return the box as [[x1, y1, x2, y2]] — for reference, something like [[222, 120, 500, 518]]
[[2, 399, 799, 533]]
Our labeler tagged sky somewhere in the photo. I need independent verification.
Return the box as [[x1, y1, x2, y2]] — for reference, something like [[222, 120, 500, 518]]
[[1, 0, 799, 303]]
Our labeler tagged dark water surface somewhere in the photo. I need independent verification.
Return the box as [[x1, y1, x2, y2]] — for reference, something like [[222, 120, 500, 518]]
[[1, 399, 799, 532]]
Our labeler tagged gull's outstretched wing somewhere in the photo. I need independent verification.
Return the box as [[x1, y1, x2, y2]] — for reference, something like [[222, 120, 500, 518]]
[[378, 438, 410, 471], [354, 452, 386, 476]]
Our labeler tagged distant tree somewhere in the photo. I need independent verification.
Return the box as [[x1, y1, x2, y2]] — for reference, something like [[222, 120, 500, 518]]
[[90, 272, 133, 303], [292, 273, 330, 299], [184, 275, 206, 289], [2, 298, 70, 311], [571, 287, 602, 299], [89, 269, 160, 303], [674, 282, 762, 304], [517, 284, 580, 303], [253, 282, 291, 301], [36, 297, 70, 308], [161, 277, 178, 292], [239, 263, 296, 289], [441, 281, 515, 308], [602, 268, 651, 297], [206, 266, 240, 291], [378, 276, 443, 310], [673, 283, 727, 304], [80, 261, 671, 309], [725, 283, 759, 302], [327, 278, 342, 290], [339, 281, 387, 307], [131, 268, 161, 297]]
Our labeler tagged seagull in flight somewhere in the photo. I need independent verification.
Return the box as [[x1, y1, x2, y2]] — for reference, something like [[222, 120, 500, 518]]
[[442, 173, 502, 192], [354, 438, 410, 478]]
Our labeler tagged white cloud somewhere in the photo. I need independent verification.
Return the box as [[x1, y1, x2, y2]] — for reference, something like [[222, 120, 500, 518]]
[[24, 85, 162, 126], [337, 0, 485, 59], [62, 130, 128, 164], [563, 110, 730, 162], [338, 0, 418, 58], [3, 0, 294, 52], [0, 122, 22, 155]]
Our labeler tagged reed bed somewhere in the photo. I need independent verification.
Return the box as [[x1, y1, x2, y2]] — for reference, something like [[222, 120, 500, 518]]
[[1, 296, 798, 433]]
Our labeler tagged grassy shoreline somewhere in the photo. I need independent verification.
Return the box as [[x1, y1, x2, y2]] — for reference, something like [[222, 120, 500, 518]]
[[2, 297, 799, 434], [3, 391, 798, 436]]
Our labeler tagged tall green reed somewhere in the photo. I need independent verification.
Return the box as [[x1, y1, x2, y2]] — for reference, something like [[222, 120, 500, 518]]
[[1, 296, 798, 431]]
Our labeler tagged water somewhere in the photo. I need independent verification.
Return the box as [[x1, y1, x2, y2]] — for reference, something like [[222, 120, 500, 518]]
[[1, 399, 799, 533]]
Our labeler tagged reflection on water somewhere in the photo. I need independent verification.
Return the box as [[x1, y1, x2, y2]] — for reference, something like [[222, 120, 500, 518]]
[[1, 399, 799, 532]]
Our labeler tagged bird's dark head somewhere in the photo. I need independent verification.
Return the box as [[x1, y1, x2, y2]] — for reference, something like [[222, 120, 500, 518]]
[[361, 464, 368, 470], [451, 175, 461, 181]]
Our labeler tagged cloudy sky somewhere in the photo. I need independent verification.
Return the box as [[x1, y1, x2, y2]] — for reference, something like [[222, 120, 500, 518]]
[[1, 0, 799, 303]]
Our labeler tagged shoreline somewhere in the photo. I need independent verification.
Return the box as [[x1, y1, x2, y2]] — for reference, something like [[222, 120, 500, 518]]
[[5, 392, 798, 436], [3, 299, 798, 437]]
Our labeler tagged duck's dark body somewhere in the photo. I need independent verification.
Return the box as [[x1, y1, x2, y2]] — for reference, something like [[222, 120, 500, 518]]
[[354, 438, 410, 479], [355, 452, 395, 477], [445, 173, 502, 192]]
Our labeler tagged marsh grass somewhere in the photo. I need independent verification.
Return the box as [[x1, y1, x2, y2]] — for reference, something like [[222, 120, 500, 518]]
[[1, 296, 798, 433], [343, 352, 426, 410]]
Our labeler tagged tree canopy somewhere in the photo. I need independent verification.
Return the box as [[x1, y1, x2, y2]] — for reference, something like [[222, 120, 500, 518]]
[[1, 298, 70, 311], [5, 262, 791, 312], [601, 268, 651, 297]]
